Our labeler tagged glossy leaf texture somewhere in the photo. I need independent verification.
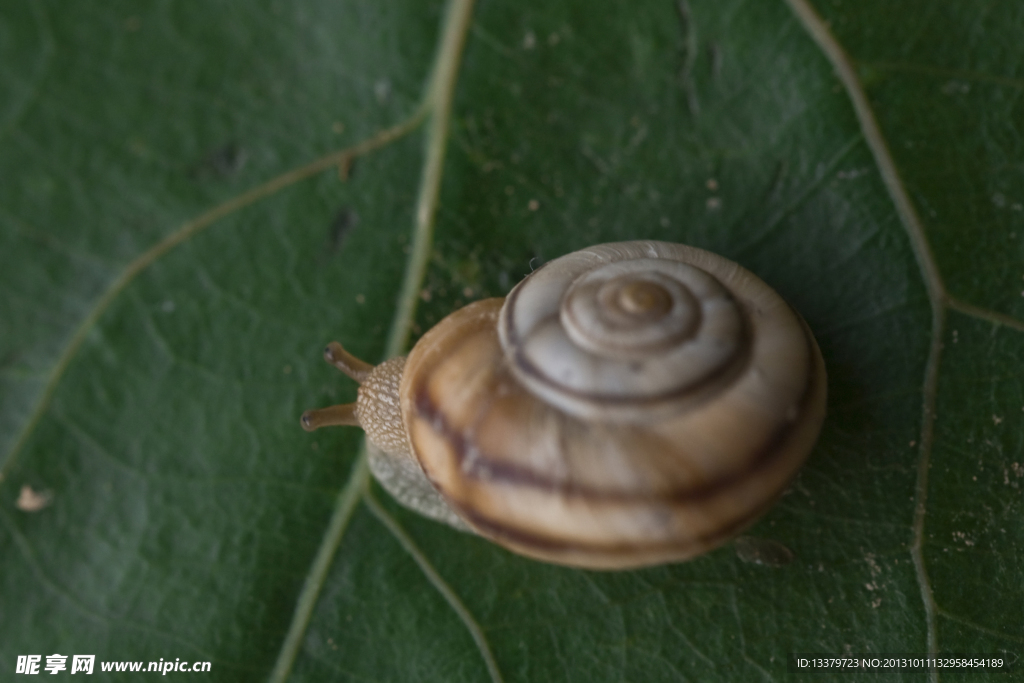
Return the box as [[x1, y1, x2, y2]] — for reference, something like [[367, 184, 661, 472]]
[[1, 1, 1021, 681]]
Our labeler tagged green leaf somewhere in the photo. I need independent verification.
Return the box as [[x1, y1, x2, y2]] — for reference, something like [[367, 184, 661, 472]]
[[2, 0, 1021, 681]]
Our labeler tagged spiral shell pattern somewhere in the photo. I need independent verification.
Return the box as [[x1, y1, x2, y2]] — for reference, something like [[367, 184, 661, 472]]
[[499, 242, 753, 420], [401, 241, 827, 569]]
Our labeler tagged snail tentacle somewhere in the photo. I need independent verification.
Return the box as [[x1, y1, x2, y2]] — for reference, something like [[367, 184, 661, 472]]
[[323, 341, 374, 382], [301, 404, 360, 432]]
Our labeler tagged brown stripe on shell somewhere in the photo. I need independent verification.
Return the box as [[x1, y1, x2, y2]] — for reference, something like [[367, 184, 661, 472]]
[[412, 309, 819, 507], [450, 483, 781, 564]]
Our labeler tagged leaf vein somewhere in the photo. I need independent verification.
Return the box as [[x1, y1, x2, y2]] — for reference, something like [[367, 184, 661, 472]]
[[269, 0, 478, 679], [0, 108, 428, 482], [364, 493, 504, 683], [948, 297, 1024, 334], [783, 1, 952, 675]]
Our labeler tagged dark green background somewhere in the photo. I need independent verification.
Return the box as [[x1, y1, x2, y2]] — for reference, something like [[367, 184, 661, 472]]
[[1, 0, 1021, 680]]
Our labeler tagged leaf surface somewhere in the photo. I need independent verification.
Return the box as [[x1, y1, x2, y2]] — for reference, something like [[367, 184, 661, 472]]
[[1, 1, 1021, 681]]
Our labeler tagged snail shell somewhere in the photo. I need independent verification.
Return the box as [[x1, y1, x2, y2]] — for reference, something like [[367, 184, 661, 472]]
[[303, 241, 827, 570]]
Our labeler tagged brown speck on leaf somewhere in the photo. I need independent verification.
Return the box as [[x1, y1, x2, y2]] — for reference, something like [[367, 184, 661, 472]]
[[527, 199, 540, 211], [706, 178, 719, 191], [355, 294, 366, 305], [16, 485, 53, 512], [993, 415, 1003, 426], [420, 289, 432, 302]]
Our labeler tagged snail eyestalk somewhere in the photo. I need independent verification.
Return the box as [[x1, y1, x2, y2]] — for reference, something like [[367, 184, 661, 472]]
[[301, 344, 376, 431], [323, 341, 374, 382], [301, 404, 360, 432]]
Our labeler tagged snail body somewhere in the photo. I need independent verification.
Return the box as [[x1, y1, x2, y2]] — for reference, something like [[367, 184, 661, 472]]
[[302, 241, 827, 569]]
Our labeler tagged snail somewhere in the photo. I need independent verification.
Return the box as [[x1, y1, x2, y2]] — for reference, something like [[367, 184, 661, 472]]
[[301, 241, 827, 569]]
